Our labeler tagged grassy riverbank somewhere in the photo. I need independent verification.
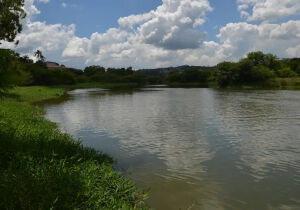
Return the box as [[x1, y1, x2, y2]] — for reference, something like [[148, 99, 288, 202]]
[[0, 86, 148, 209]]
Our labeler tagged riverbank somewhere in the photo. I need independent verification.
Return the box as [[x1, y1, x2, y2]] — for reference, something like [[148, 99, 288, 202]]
[[166, 78, 300, 90], [0, 86, 148, 209]]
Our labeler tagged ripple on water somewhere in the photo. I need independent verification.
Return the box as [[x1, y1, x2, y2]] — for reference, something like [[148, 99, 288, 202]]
[[43, 88, 300, 210]]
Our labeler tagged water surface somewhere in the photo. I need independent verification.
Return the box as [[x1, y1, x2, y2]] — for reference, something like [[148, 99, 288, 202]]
[[42, 88, 300, 210]]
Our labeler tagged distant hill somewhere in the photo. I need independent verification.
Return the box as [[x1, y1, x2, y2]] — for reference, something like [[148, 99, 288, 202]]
[[137, 65, 215, 76]]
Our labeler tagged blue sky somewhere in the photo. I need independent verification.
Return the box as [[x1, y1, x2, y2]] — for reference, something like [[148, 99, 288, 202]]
[[4, 0, 300, 69], [35, 0, 240, 42], [36, 0, 163, 37]]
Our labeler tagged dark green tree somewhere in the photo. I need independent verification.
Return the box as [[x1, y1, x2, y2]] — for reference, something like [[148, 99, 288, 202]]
[[84, 65, 105, 76], [34, 50, 45, 62], [238, 58, 254, 82], [251, 65, 275, 81], [277, 67, 298, 78], [0, 49, 31, 92], [216, 62, 240, 87], [247, 51, 265, 65], [0, 0, 26, 43]]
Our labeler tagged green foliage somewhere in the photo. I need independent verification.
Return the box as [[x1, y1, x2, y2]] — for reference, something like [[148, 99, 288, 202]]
[[216, 52, 280, 87], [167, 69, 211, 85], [87, 67, 146, 86], [247, 51, 266, 65], [0, 0, 26, 43], [84, 65, 105, 76], [147, 76, 164, 84], [277, 67, 298, 78], [34, 50, 45, 62], [283, 58, 300, 75], [24, 64, 76, 86], [263, 53, 281, 71], [107, 67, 134, 76], [238, 58, 255, 82], [216, 62, 240, 87], [124, 73, 146, 85], [0, 49, 31, 91], [246, 52, 280, 70], [0, 88, 148, 209], [251, 65, 275, 81], [8, 86, 65, 102]]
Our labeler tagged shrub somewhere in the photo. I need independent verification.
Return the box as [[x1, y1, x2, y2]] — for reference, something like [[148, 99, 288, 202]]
[[0, 49, 32, 91], [277, 67, 298, 78], [216, 62, 240, 87], [251, 65, 275, 82]]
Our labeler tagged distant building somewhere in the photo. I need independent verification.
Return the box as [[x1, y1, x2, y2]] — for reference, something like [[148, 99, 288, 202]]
[[45, 61, 68, 69]]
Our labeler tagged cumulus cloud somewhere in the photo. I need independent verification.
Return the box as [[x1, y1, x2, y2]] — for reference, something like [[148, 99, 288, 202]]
[[238, 0, 300, 22], [286, 45, 300, 57], [23, 0, 40, 19], [216, 20, 300, 60], [134, 0, 212, 50]]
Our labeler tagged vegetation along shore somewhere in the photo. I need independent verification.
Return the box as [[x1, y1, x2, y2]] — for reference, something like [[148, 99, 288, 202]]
[[0, 86, 148, 209]]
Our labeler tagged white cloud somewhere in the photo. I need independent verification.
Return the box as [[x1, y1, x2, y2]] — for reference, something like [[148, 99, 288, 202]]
[[38, 0, 50, 3], [23, 0, 40, 19], [238, 0, 300, 22], [215, 20, 300, 60], [135, 0, 212, 50], [118, 12, 154, 30], [62, 2, 67, 8]]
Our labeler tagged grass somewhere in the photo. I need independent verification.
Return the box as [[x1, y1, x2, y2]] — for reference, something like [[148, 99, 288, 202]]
[[8, 86, 66, 102], [0, 86, 148, 209]]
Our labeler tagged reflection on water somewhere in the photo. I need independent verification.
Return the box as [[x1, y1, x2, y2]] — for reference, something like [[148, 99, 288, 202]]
[[42, 88, 300, 210]]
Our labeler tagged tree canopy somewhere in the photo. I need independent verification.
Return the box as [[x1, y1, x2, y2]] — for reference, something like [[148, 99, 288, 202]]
[[0, 0, 26, 43]]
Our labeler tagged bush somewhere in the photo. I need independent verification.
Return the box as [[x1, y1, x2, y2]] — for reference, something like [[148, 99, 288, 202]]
[[0, 49, 32, 91], [26, 64, 77, 85], [216, 62, 240, 87], [251, 66, 275, 81], [124, 73, 146, 85], [277, 67, 298, 78]]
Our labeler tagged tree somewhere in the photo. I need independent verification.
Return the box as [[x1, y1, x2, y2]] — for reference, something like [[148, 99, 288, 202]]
[[247, 51, 265, 65], [277, 67, 298, 78], [263, 53, 280, 70], [0, 0, 26, 43], [0, 49, 31, 92], [34, 50, 45, 62], [251, 65, 275, 81], [216, 62, 240, 87], [84, 65, 105, 76], [238, 58, 254, 82]]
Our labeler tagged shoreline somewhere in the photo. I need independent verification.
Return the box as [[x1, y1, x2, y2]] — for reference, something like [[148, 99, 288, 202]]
[[0, 86, 148, 209]]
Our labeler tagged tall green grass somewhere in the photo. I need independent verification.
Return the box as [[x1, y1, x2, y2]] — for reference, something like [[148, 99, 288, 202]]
[[6, 86, 65, 102], [0, 87, 148, 209]]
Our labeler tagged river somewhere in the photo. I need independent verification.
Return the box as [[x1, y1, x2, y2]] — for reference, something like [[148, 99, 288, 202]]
[[41, 88, 300, 210]]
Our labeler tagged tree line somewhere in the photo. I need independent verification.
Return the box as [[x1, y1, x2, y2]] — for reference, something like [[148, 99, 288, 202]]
[[1, 48, 300, 92], [164, 51, 300, 87], [0, 49, 149, 92]]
